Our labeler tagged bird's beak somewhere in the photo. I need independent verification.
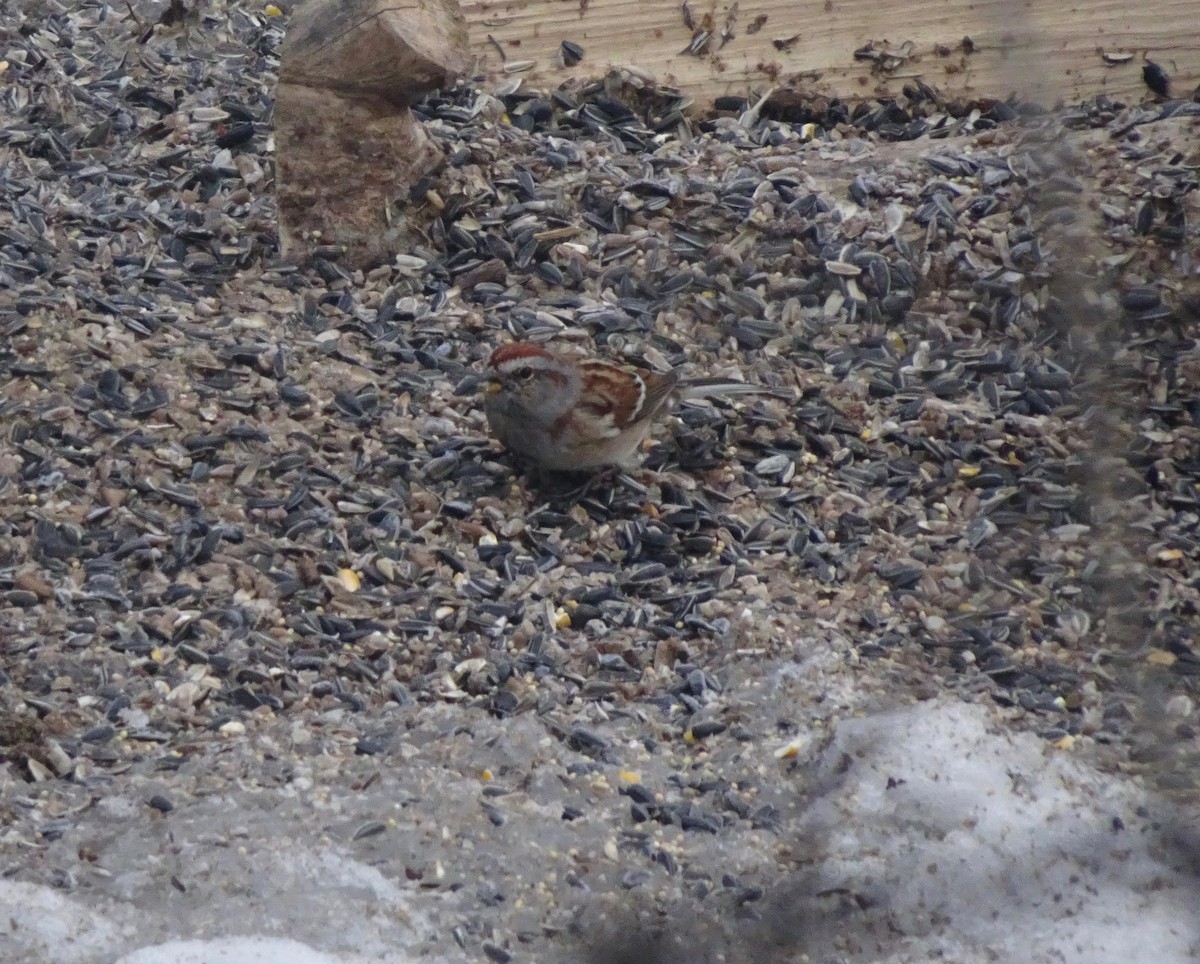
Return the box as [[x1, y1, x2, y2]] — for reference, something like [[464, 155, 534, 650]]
[[453, 373, 494, 397]]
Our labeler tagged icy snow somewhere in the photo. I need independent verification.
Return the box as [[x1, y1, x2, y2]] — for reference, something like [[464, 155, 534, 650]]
[[2, 700, 1195, 963]]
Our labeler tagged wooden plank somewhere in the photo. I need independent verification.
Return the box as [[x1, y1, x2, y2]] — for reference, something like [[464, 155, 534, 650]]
[[460, 0, 1198, 107]]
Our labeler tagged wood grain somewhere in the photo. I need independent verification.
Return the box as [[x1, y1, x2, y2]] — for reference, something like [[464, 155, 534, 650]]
[[461, 0, 1198, 107]]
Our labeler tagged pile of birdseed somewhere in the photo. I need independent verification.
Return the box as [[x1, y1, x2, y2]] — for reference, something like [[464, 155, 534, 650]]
[[1, 2, 1198, 961]]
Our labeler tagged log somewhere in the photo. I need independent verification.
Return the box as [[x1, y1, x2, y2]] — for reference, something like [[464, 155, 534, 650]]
[[460, 0, 1199, 109], [276, 0, 471, 267]]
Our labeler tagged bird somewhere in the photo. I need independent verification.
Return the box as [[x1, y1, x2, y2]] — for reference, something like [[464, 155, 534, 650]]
[[473, 342, 773, 472]]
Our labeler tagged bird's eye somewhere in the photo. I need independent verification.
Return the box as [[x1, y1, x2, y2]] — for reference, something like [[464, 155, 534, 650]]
[[514, 368, 535, 381]]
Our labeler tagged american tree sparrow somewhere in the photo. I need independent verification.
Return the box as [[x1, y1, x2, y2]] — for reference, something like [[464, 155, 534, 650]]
[[476, 343, 770, 471]]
